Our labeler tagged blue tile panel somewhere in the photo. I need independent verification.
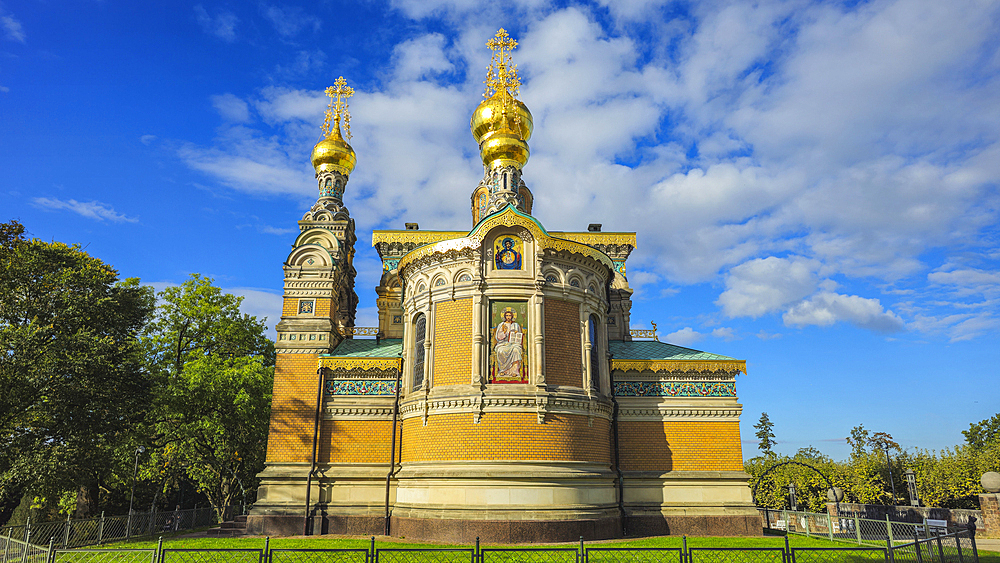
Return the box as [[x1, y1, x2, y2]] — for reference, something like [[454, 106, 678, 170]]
[[326, 380, 397, 396], [613, 381, 736, 397]]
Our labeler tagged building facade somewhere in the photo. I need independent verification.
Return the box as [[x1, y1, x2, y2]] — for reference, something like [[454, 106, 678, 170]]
[[248, 31, 759, 542]]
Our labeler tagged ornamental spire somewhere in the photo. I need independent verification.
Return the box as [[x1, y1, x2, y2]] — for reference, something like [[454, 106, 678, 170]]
[[483, 29, 523, 136], [321, 76, 354, 141]]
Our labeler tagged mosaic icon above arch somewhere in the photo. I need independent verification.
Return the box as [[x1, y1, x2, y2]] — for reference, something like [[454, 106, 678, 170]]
[[494, 234, 523, 270], [489, 300, 528, 384]]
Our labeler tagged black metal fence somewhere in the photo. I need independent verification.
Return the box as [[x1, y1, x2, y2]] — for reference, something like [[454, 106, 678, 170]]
[[0, 505, 246, 551], [4, 530, 978, 563]]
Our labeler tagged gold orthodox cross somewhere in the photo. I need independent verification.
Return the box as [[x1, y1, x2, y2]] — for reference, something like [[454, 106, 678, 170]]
[[322, 76, 354, 140], [485, 28, 521, 100]]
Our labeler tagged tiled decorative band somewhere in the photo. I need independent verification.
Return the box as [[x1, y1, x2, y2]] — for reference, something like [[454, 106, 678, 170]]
[[613, 381, 736, 397], [327, 380, 397, 396]]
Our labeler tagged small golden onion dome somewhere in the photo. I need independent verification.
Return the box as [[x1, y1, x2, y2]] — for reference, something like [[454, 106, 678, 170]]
[[310, 120, 356, 176], [470, 96, 533, 146], [480, 130, 530, 170]]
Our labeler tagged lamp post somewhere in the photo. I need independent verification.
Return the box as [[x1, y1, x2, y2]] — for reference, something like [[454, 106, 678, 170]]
[[127, 446, 145, 537], [904, 468, 919, 506], [882, 445, 898, 506]]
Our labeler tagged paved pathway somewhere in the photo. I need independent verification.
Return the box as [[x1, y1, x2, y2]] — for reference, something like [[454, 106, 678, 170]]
[[976, 538, 1000, 552]]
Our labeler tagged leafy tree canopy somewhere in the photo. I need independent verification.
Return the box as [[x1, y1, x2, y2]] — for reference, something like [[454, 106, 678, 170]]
[[963, 413, 1000, 451], [0, 220, 154, 516], [143, 274, 274, 514]]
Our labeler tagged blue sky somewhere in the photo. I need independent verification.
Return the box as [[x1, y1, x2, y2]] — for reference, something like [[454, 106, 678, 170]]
[[2, 0, 998, 462]]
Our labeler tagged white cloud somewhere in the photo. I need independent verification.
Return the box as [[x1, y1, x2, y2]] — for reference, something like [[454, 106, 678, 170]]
[[717, 256, 819, 318], [665, 327, 704, 346], [391, 34, 454, 81], [262, 5, 321, 37], [712, 327, 737, 341], [194, 5, 238, 42], [32, 197, 138, 223], [140, 135, 157, 145], [211, 93, 251, 123], [175, 1, 1000, 342], [782, 291, 905, 333], [2, 13, 25, 43], [259, 225, 296, 235]]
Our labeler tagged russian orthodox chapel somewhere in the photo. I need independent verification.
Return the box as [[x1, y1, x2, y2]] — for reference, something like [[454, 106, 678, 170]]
[[248, 30, 759, 542]]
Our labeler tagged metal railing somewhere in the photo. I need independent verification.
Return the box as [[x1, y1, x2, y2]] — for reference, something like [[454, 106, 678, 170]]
[[629, 322, 658, 341], [0, 505, 246, 551], [4, 532, 977, 563], [757, 509, 961, 547]]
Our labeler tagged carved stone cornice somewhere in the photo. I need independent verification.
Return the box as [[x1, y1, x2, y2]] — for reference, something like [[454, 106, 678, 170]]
[[397, 394, 613, 423], [322, 405, 395, 420], [276, 347, 331, 354], [619, 406, 742, 421]]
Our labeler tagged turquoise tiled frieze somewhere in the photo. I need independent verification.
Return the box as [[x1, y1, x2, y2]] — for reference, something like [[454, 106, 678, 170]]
[[326, 380, 397, 396], [613, 381, 736, 397]]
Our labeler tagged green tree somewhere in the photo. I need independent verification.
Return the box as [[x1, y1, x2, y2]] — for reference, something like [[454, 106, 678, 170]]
[[754, 412, 777, 457], [0, 220, 154, 517], [847, 424, 870, 459], [144, 275, 274, 514], [963, 413, 1000, 450]]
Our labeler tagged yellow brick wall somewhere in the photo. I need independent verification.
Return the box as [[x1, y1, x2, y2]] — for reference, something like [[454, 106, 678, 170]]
[[618, 420, 744, 471], [433, 298, 472, 386], [401, 412, 610, 463], [282, 297, 332, 317], [544, 299, 583, 387], [318, 419, 402, 464], [265, 353, 320, 463]]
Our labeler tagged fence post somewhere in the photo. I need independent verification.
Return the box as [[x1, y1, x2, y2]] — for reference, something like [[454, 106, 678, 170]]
[[956, 531, 964, 563], [914, 531, 923, 563], [5, 526, 12, 562], [97, 512, 105, 546], [805, 513, 811, 538], [21, 528, 30, 563], [156, 536, 163, 563], [887, 515, 894, 545], [828, 513, 834, 542], [855, 515, 862, 545], [24, 518, 29, 543], [683, 535, 688, 563], [369, 536, 375, 563], [935, 530, 945, 563], [476, 537, 480, 563], [264, 536, 269, 561], [887, 536, 894, 563], [970, 533, 978, 562], [63, 513, 71, 548], [784, 534, 790, 563]]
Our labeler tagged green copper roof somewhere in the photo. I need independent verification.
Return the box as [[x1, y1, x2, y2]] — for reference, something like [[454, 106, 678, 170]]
[[609, 340, 739, 361], [323, 338, 403, 358]]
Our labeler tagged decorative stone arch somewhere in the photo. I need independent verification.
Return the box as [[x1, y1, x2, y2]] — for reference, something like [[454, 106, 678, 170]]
[[294, 228, 341, 252], [454, 270, 473, 284], [287, 244, 334, 268], [542, 266, 562, 285]]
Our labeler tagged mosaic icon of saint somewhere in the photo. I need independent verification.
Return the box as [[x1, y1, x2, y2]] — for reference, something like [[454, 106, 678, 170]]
[[495, 237, 521, 270], [493, 308, 524, 379]]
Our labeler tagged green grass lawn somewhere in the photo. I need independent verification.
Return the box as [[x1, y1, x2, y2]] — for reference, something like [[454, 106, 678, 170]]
[[93, 529, 1000, 563], [101, 531, 884, 550]]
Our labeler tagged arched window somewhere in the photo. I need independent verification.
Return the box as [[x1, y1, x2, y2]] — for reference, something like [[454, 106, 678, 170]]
[[412, 314, 426, 391], [588, 314, 600, 392]]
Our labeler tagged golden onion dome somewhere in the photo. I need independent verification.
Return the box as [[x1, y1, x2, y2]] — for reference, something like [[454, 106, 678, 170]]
[[310, 119, 356, 176], [471, 96, 533, 146], [480, 129, 529, 170]]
